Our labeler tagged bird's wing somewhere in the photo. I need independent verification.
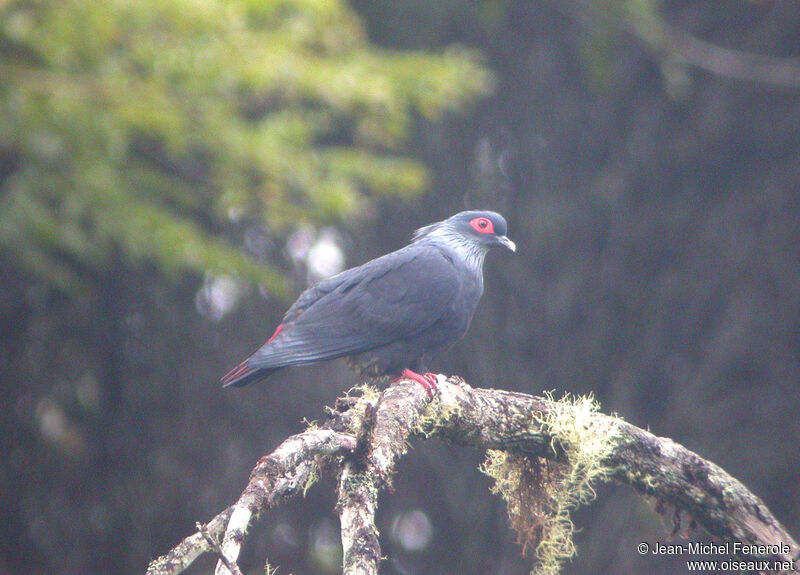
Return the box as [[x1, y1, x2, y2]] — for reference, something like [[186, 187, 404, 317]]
[[248, 246, 460, 368]]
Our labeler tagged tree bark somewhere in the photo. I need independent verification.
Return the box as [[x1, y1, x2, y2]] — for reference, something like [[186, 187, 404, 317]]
[[145, 376, 799, 575]]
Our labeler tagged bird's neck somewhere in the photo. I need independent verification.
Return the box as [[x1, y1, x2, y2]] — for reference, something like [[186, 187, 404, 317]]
[[418, 228, 488, 272]]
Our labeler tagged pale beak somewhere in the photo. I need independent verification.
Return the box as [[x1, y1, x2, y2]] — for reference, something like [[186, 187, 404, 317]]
[[497, 236, 516, 252]]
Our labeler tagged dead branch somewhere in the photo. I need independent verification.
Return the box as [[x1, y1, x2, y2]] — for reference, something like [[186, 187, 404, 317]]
[[145, 376, 799, 575], [145, 507, 233, 575], [197, 522, 244, 575], [427, 380, 799, 570], [656, 22, 800, 88], [562, 0, 800, 89], [336, 379, 436, 575], [146, 429, 357, 575]]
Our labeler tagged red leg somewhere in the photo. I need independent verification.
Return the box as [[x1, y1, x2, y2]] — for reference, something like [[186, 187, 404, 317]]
[[392, 368, 439, 397]]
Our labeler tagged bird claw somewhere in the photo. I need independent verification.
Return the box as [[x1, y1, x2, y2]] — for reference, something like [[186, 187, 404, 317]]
[[397, 369, 439, 398]]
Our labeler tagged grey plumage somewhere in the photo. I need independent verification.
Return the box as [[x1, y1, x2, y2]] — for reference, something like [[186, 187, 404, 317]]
[[221, 210, 514, 388]]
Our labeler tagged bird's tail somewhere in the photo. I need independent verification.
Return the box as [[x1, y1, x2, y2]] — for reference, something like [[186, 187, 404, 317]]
[[220, 360, 280, 388]]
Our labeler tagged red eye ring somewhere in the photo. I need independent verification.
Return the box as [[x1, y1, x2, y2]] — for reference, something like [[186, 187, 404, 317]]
[[469, 216, 494, 234]]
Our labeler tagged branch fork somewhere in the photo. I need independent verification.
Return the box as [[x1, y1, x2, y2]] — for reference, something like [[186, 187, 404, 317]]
[[146, 376, 799, 575]]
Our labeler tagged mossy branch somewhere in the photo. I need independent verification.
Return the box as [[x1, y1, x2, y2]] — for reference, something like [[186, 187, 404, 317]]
[[145, 376, 799, 575]]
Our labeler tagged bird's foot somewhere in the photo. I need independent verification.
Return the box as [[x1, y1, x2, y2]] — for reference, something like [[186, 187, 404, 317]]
[[397, 369, 439, 398]]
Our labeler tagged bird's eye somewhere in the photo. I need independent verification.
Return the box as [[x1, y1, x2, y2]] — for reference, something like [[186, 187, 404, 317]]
[[469, 216, 495, 234]]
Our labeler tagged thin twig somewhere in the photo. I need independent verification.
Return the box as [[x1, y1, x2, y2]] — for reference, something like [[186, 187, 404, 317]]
[[145, 507, 232, 575]]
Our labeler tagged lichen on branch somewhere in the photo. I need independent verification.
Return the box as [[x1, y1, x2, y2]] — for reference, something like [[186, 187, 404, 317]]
[[480, 393, 620, 575], [146, 377, 799, 575]]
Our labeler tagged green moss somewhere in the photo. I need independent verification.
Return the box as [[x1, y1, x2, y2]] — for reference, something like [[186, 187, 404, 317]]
[[302, 465, 320, 497], [339, 470, 378, 505], [346, 383, 381, 402], [415, 394, 462, 437], [482, 393, 620, 575]]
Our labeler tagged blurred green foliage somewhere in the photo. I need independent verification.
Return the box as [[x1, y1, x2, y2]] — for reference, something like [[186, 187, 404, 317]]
[[0, 0, 492, 293]]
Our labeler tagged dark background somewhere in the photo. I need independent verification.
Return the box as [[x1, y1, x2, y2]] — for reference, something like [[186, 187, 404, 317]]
[[2, 1, 799, 574]]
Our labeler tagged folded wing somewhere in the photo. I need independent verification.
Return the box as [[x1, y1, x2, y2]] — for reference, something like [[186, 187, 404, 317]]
[[248, 246, 460, 369]]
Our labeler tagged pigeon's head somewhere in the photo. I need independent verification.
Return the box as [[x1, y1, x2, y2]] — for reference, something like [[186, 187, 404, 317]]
[[413, 210, 516, 259], [444, 211, 516, 252]]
